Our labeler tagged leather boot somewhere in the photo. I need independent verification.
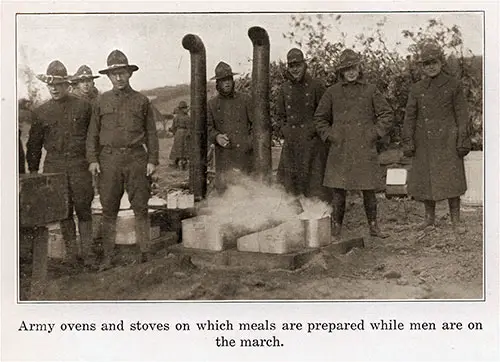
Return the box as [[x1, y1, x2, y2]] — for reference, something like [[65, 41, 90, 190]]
[[449, 197, 466, 234], [331, 188, 346, 238], [78, 220, 94, 267], [99, 215, 117, 270], [418, 200, 436, 230], [60, 218, 79, 264], [134, 211, 151, 263], [369, 220, 389, 238]]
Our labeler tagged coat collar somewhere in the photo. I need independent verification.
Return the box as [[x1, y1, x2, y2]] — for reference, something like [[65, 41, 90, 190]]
[[422, 72, 450, 89]]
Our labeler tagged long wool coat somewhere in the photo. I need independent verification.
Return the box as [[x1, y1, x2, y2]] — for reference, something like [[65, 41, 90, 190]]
[[169, 113, 190, 161], [314, 79, 393, 190], [403, 72, 471, 201], [276, 73, 329, 200], [207, 91, 253, 191]]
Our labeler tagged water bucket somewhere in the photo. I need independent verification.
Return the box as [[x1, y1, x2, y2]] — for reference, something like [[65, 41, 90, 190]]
[[462, 151, 483, 206], [299, 214, 331, 248]]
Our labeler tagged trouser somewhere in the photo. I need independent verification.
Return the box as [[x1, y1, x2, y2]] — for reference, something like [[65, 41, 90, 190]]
[[332, 188, 378, 224], [99, 147, 151, 256], [44, 158, 93, 259]]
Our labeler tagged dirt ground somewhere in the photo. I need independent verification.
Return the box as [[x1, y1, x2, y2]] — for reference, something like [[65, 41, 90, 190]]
[[19, 138, 484, 301]]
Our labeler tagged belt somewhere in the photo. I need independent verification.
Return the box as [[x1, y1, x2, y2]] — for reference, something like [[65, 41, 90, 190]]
[[102, 145, 144, 153]]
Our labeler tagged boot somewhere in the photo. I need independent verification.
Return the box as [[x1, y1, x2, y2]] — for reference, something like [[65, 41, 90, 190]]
[[99, 216, 117, 271], [418, 200, 436, 230], [331, 188, 346, 238], [78, 220, 94, 267], [449, 197, 466, 234], [368, 220, 389, 238]]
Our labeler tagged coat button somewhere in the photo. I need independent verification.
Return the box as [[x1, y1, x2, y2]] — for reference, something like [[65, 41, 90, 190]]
[[287, 105, 291, 109], [305, 102, 309, 106], [292, 125, 296, 129], [236, 144, 240, 148], [235, 130, 239, 134], [300, 124, 304, 128], [305, 93, 309, 96]]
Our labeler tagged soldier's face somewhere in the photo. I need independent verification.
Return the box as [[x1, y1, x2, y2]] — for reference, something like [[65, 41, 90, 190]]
[[288, 61, 306, 80], [422, 59, 442, 78], [343, 65, 360, 82], [47, 82, 70, 100], [77, 79, 94, 94], [219, 77, 234, 94], [107, 68, 132, 90]]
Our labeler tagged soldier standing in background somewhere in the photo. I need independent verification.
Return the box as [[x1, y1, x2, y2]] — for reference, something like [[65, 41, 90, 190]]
[[70, 65, 100, 105], [87, 50, 159, 269], [276, 48, 329, 201], [27, 60, 94, 265], [314, 49, 393, 239], [403, 43, 471, 232], [169, 100, 190, 170], [207, 61, 253, 194]]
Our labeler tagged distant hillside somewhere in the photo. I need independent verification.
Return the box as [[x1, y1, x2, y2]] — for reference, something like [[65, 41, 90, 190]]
[[142, 82, 217, 115]]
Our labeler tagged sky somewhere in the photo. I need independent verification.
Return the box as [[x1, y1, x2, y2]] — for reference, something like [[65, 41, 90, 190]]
[[17, 12, 483, 99]]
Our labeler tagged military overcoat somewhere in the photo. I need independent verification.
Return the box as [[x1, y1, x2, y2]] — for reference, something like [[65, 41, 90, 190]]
[[403, 72, 471, 201], [314, 80, 393, 190], [276, 73, 329, 199], [207, 91, 253, 190]]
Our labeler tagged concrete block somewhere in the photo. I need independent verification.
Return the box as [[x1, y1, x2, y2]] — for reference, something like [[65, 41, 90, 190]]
[[237, 219, 305, 254]]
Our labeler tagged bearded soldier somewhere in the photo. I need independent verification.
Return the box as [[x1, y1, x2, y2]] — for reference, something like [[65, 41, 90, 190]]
[[403, 43, 471, 232], [207, 61, 253, 193], [276, 48, 329, 201], [87, 50, 159, 269], [27, 60, 94, 265]]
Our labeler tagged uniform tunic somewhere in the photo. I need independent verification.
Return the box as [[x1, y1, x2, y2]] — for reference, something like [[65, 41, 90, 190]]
[[86, 86, 159, 252], [314, 80, 393, 190], [169, 113, 190, 161], [27, 95, 93, 226], [276, 73, 329, 199], [403, 72, 470, 201], [207, 91, 253, 191]]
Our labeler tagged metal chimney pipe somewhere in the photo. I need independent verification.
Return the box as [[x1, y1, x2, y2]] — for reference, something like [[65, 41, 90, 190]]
[[182, 34, 207, 200], [248, 26, 272, 183]]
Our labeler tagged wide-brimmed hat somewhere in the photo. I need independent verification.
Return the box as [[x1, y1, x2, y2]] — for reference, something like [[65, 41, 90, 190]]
[[210, 61, 238, 80], [287, 48, 305, 65], [36, 60, 70, 84], [99, 49, 139, 74], [178, 100, 189, 109], [418, 43, 444, 63], [336, 49, 362, 71], [70, 65, 100, 83]]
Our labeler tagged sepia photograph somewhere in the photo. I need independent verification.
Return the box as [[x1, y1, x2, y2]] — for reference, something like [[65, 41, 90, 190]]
[[15, 11, 485, 303]]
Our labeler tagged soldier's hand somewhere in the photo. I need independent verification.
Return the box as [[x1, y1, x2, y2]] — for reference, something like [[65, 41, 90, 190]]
[[89, 162, 101, 176], [146, 163, 156, 176], [216, 133, 230, 148]]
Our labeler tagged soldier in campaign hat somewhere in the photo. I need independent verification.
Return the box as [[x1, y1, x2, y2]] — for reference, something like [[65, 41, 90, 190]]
[[169, 100, 191, 170], [28, 60, 94, 266], [70, 65, 100, 105], [207, 61, 253, 193], [87, 50, 159, 269], [403, 42, 471, 232], [276, 48, 329, 202], [314, 49, 394, 239]]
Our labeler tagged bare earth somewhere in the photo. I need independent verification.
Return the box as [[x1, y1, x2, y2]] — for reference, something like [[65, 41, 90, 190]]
[[20, 138, 483, 301]]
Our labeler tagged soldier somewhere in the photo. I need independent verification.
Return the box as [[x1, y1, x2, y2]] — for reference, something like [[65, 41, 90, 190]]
[[207, 61, 253, 193], [314, 49, 393, 239], [403, 43, 471, 232], [169, 100, 190, 170], [27, 60, 94, 265], [87, 50, 159, 268], [70, 65, 100, 105], [276, 48, 329, 201]]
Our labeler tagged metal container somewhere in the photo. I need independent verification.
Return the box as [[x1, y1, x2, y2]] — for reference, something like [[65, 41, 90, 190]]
[[299, 214, 331, 248]]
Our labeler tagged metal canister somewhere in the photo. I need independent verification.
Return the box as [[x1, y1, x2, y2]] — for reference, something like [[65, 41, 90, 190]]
[[299, 214, 331, 248]]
